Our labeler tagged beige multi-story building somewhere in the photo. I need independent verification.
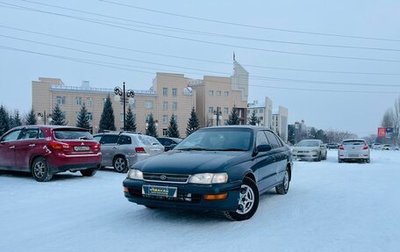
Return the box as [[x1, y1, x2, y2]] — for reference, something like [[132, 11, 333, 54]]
[[32, 60, 249, 136]]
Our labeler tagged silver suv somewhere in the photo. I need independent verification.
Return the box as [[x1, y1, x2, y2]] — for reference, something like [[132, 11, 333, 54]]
[[94, 132, 164, 173]]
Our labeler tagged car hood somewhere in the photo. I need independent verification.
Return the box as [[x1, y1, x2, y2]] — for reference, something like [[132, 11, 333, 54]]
[[134, 150, 249, 174]]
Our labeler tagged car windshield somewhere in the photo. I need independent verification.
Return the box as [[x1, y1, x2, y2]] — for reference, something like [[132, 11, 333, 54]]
[[54, 129, 93, 140], [296, 140, 319, 147], [175, 128, 252, 151]]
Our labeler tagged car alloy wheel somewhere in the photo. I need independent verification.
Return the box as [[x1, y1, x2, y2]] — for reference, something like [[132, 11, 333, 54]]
[[223, 177, 259, 221], [276, 168, 290, 195], [237, 184, 255, 215], [114, 157, 128, 173], [31, 157, 53, 182]]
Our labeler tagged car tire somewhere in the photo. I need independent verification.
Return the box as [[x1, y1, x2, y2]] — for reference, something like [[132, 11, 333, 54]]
[[80, 168, 97, 177], [315, 153, 321, 162], [113, 156, 128, 173], [223, 177, 259, 221], [366, 158, 370, 163], [275, 167, 290, 195], [31, 157, 53, 182], [338, 158, 343, 163]]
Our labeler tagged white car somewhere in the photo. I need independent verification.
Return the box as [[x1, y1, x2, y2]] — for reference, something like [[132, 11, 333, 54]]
[[338, 139, 370, 163], [292, 139, 327, 161]]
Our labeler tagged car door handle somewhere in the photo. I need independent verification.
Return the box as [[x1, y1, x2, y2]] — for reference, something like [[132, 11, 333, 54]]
[[9, 145, 15, 149], [29, 144, 36, 147]]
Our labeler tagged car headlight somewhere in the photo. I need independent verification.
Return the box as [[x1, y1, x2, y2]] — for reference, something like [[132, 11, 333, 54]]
[[127, 169, 143, 180], [188, 173, 228, 184]]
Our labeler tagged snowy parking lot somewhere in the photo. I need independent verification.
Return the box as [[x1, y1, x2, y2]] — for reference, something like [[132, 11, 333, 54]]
[[1, 150, 399, 252]]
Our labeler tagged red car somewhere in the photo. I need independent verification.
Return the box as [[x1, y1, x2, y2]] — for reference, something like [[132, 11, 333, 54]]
[[0, 125, 102, 182]]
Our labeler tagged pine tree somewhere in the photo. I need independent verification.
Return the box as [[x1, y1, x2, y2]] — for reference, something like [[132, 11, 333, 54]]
[[8, 114, 15, 129], [186, 107, 200, 136], [249, 110, 258, 125], [227, 106, 240, 125], [99, 95, 116, 132], [0, 105, 10, 135], [167, 114, 180, 138], [13, 111, 22, 127], [146, 113, 158, 137], [125, 106, 136, 132], [76, 104, 90, 129], [51, 103, 67, 125], [25, 109, 37, 125]]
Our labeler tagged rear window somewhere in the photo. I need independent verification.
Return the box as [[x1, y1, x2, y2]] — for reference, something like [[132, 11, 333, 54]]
[[54, 129, 93, 140], [343, 140, 365, 145]]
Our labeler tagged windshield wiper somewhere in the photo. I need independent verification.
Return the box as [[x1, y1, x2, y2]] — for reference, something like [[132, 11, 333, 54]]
[[176, 147, 210, 151], [217, 148, 246, 151]]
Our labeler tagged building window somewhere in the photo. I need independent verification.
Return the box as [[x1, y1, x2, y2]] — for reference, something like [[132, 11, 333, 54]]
[[87, 112, 93, 121], [86, 97, 93, 107], [163, 101, 168, 111], [224, 107, 229, 115], [208, 107, 213, 113], [224, 91, 229, 96], [162, 115, 168, 124], [75, 97, 82, 105], [163, 129, 168, 136], [172, 102, 177, 111], [259, 108, 264, 113], [172, 88, 177, 97], [144, 101, 153, 109], [209, 90, 214, 96], [216, 91, 221, 96], [56, 96, 66, 105], [163, 88, 168, 96]]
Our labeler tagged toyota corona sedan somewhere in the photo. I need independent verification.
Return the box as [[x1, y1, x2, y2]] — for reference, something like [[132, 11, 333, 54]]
[[123, 126, 293, 221]]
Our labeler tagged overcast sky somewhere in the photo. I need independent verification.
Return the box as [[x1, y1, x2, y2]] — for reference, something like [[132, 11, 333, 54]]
[[1, 0, 399, 137]]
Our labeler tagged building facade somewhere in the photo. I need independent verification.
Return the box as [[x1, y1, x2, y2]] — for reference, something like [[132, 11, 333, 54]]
[[272, 106, 289, 142], [31, 60, 249, 136]]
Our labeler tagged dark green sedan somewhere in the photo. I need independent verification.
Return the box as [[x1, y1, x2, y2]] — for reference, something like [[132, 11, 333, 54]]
[[123, 126, 293, 221]]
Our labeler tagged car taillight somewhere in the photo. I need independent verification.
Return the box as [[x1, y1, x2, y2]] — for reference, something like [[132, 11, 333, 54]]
[[49, 140, 70, 151], [339, 145, 344, 150], [135, 147, 146, 153], [363, 145, 369, 150], [93, 143, 101, 152]]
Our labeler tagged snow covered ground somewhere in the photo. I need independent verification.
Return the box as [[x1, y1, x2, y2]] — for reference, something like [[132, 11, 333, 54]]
[[1, 150, 400, 252]]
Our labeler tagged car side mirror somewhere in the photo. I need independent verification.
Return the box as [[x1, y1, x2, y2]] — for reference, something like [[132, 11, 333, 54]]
[[256, 144, 272, 153]]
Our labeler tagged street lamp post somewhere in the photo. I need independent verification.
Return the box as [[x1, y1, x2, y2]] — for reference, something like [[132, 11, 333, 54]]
[[214, 107, 222, 126], [37, 111, 52, 125], [114, 82, 135, 131]]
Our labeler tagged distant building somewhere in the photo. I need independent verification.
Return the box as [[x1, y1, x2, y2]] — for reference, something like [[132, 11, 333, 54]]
[[247, 97, 273, 128], [248, 98, 288, 142], [32, 60, 249, 135], [272, 106, 288, 142]]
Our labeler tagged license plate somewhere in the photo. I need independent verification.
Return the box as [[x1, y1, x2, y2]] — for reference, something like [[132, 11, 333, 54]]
[[348, 154, 359, 158], [74, 146, 90, 151], [142, 185, 177, 198]]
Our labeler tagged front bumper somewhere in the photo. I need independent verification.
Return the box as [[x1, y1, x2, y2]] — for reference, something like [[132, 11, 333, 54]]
[[292, 153, 318, 160], [123, 178, 242, 211]]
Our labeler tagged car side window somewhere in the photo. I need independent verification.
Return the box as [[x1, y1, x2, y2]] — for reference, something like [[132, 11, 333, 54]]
[[100, 135, 119, 144], [265, 131, 280, 149], [1, 130, 22, 142], [19, 129, 39, 140], [117, 135, 132, 145], [256, 131, 269, 147]]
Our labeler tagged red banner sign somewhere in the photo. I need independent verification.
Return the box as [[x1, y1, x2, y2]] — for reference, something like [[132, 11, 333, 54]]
[[378, 127, 386, 137]]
